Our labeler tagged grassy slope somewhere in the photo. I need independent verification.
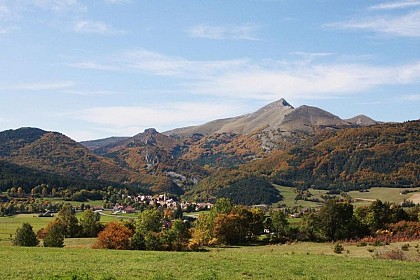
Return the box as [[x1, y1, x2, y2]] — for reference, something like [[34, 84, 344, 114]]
[[276, 185, 420, 208], [275, 185, 328, 208], [348, 187, 420, 206], [0, 243, 420, 280], [0, 214, 54, 240]]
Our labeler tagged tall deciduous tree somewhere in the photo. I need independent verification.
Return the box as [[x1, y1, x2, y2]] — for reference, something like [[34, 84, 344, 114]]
[[43, 221, 65, 247], [79, 209, 102, 237], [317, 199, 355, 241], [138, 209, 162, 233], [56, 204, 80, 237], [270, 210, 289, 242]]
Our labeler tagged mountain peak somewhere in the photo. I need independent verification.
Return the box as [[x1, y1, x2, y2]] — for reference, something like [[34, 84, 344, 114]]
[[345, 115, 378, 126], [263, 98, 293, 109], [144, 128, 158, 134]]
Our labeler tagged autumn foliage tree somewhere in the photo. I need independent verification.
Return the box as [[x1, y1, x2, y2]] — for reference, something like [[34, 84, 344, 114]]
[[94, 221, 132, 250]]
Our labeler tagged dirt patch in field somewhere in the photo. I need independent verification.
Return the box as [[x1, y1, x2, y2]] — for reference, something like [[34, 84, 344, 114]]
[[354, 198, 376, 202], [408, 193, 420, 204]]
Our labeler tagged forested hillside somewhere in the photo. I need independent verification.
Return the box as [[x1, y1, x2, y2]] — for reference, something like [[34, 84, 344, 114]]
[[273, 120, 419, 190], [187, 121, 419, 201]]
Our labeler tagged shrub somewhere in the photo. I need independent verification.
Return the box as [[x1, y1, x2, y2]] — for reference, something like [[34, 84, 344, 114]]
[[12, 223, 39, 247], [374, 248, 406, 261], [144, 231, 164, 251], [131, 231, 146, 250], [373, 240, 384, 247], [401, 244, 410, 251], [333, 243, 344, 254]]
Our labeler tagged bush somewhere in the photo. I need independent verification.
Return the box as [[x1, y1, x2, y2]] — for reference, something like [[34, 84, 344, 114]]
[[12, 223, 39, 247], [374, 248, 406, 261], [333, 243, 344, 254], [131, 231, 146, 250], [401, 244, 410, 251]]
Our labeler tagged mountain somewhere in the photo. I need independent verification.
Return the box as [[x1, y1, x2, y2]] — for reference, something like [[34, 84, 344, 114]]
[[0, 128, 146, 191], [166, 99, 375, 153], [345, 114, 379, 126], [3, 98, 410, 203], [86, 128, 209, 194], [165, 98, 294, 137], [271, 120, 420, 190], [185, 120, 420, 201]]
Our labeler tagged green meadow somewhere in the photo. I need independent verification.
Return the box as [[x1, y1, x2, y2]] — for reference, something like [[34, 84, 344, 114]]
[[275, 185, 420, 208], [1, 213, 420, 279], [1, 241, 420, 280]]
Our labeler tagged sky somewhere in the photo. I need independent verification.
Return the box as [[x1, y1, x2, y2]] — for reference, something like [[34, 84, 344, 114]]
[[0, 0, 419, 141]]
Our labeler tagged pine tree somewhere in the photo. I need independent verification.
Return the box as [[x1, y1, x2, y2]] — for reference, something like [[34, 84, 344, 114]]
[[12, 223, 39, 247]]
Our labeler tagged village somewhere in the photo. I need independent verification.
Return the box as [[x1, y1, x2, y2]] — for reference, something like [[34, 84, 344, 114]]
[[99, 194, 214, 216]]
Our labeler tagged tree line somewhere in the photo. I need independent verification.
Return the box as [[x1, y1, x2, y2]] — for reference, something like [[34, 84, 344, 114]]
[[12, 198, 420, 250]]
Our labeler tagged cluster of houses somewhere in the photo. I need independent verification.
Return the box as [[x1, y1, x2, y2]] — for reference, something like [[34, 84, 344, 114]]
[[109, 194, 213, 215]]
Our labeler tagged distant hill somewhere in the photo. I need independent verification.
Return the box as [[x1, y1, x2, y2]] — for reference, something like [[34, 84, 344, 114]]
[[80, 136, 129, 151], [272, 120, 420, 190], [0, 128, 152, 192], [345, 115, 379, 126]]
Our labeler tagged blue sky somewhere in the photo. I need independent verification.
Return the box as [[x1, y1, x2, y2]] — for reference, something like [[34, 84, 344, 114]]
[[0, 0, 419, 141]]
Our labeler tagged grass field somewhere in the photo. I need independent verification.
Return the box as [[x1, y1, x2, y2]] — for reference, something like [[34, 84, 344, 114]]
[[0, 212, 137, 241], [2, 213, 420, 279], [0, 241, 419, 280], [0, 214, 54, 241], [275, 185, 328, 208], [348, 187, 420, 206], [275, 185, 420, 208], [36, 198, 105, 207]]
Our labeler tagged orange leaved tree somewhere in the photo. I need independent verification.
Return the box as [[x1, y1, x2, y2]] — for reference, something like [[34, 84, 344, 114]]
[[93, 221, 132, 250]]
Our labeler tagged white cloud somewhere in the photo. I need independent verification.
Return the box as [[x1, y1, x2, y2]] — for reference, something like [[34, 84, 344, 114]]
[[187, 23, 261, 40], [74, 20, 124, 35], [103, 0, 131, 4], [70, 48, 249, 77], [0, 81, 75, 91], [32, 0, 86, 13], [0, 25, 19, 35], [326, 10, 420, 38], [370, 1, 420, 10], [68, 48, 420, 101], [190, 62, 420, 101], [76, 102, 249, 133], [61, 89, 117, 96], [0, 3, 11, 17], [402, 94, 420, 100]]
